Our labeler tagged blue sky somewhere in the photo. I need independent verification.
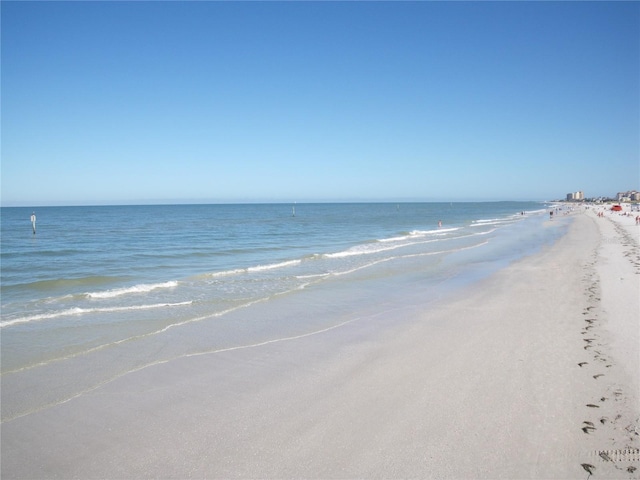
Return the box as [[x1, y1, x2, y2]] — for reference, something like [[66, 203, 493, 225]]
[[2, 1, 638, 205]]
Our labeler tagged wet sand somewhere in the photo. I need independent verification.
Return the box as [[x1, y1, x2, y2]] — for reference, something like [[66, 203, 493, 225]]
[[2, 208, 638, 479]]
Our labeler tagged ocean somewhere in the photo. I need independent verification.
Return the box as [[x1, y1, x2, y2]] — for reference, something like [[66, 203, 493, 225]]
[[1, 202, 566, 421]]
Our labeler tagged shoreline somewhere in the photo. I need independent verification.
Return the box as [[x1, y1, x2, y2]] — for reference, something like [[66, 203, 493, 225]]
[[2, 208, 638, 478]]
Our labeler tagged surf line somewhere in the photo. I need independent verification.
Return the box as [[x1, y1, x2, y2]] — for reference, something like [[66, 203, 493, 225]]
[[2, 277, 464, 425], [0, 301, 192, 329], [2, 265, 465, 424], [0, 299, 266, 377], [1, 278, 323, 377], [1, 315, 362, 424]]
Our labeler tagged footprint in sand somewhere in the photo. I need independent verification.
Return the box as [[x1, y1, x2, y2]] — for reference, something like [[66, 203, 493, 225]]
[[593, 374, 604, 379], [586, 404, 600, 408], [578, 362, 588, 367], [582, 421, 596, 434], [599, 452, 613, 462], [581, 463, 595, 475]]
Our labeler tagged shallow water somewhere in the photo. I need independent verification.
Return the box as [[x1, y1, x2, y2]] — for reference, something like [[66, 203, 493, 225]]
[[1, 202, 569, 421]]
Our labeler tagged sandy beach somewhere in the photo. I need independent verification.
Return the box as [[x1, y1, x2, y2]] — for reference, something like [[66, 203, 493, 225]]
[[2, 207, 638, 479]]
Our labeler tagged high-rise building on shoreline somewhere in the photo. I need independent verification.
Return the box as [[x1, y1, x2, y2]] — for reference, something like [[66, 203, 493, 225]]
[[561, 190, 639, 202], [617, 190, 640, 202], [566, 191, 584, 201]]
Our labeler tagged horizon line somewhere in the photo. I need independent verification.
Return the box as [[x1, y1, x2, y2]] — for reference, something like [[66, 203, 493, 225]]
[[2, 198, 552, 208]]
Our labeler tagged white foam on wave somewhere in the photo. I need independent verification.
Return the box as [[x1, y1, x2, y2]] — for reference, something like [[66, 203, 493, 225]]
[[471, 215, 523, 227], [208, 268, 245, 278], [377, 227, 460, 244], [247, 259, 301, 272], [326, 233, 459, 259], [470, 221, 507, 227], [378, 234, 412, 243], [85, 281, 178, 299], [471, 228, 497, 236], [208, 260, 303, 277], [0, 301, 192, 328], [410, 227, 460, 236], [329, 238, 491, 277], [326, 241, 418, 259], [472, 218, 503, 224], [295, 273, 328, 280]]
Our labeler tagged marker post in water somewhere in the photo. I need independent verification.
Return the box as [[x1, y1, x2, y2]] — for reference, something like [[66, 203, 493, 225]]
[[30, 212, 36, 235]]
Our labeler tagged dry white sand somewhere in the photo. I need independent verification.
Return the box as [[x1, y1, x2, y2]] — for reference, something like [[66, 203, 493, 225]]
[[2, 208, 638, 479]]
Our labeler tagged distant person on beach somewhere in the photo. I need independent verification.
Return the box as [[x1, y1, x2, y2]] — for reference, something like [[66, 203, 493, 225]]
[[30, 212, 36, 234], [438, 220, 442, 228]]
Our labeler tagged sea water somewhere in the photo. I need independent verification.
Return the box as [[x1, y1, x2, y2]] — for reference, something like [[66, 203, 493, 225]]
[[1, 202, 567, 421]]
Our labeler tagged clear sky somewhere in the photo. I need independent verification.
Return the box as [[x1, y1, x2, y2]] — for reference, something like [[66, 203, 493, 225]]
[[2, 1, 638, 206]]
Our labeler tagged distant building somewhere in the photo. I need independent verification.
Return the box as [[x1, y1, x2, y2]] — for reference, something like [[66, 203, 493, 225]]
[[566, 191, 584, 201], [617, 190, 640, 202]]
